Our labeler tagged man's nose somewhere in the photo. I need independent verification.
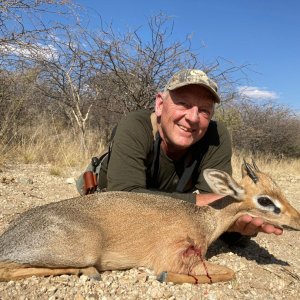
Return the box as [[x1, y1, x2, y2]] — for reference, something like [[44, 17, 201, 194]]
[[185, 106, 199, 122]]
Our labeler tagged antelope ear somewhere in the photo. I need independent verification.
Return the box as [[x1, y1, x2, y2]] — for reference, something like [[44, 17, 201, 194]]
[[203, 169, 245, 201]]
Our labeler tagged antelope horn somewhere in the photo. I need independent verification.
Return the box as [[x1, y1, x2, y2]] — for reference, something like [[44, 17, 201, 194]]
[[251, 159, 260, 172], [243, 159, 259, 183]]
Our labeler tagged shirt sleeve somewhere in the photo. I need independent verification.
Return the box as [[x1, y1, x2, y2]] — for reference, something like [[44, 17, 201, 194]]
[[107, 111, 153, 191]]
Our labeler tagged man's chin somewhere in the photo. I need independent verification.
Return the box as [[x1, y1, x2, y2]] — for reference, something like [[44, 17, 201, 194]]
[[172, 139, 195, 150]]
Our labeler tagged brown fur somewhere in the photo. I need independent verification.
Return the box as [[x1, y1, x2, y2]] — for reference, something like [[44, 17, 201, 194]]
[[0, 166, 299, 283]]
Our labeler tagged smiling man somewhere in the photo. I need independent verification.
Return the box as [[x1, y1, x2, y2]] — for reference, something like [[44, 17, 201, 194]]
[[77, 69, 282, 242], [156, 83, 215, 159]]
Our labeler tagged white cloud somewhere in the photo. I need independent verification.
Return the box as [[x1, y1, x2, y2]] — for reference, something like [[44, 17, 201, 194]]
[[237, 86, 279, 100], [0, 42, 58, 61]]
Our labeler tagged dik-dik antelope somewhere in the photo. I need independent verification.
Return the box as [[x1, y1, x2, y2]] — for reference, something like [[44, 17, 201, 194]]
[[0, 161, 299, 284]]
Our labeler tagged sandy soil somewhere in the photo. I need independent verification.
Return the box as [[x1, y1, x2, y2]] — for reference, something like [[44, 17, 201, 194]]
[[0, 163, 299, 299]]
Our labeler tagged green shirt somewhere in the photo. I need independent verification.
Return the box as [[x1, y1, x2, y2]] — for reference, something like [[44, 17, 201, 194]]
[[96, 109, 232, 204]]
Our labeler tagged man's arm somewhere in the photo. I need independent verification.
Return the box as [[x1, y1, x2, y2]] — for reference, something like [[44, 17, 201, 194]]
[[107, 111, 153, 192]]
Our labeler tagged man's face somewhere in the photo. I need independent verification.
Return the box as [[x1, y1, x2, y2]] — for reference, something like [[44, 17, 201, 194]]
[[155, 85, 215, 156]]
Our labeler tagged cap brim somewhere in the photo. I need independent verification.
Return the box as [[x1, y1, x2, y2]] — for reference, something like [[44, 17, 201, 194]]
[[167, 82, 220, 103]]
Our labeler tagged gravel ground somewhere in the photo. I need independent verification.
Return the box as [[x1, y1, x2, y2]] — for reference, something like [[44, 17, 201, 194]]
[[0, 163, 299, 300]]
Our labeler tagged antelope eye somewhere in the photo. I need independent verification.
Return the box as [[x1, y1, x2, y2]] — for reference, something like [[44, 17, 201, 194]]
[[257, 197, 274, 207], [257, 196, 281, 214]]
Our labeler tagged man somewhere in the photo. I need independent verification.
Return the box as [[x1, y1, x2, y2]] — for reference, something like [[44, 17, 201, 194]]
[[77, 69, 282, 240]]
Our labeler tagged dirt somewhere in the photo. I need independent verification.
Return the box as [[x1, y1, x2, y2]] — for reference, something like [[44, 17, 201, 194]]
[[0, 163, 299, 299]]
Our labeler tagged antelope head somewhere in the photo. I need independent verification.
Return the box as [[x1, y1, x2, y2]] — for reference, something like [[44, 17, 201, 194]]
[[203, 160, 300, 232]]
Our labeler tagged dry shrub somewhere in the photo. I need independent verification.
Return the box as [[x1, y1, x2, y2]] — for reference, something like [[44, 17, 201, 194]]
[[217, 101, 300, 158], [236, 103, 300, 158]]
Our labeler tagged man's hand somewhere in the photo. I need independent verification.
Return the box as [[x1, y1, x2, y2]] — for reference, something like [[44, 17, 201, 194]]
[[228, 215, 283, 236]]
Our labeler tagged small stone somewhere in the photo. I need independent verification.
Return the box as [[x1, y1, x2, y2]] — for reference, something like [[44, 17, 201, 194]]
[[181, 283, 193, 290], [151, 279, 160, 287], [59, 275, 70, 281], [74, 292, 85, 300], [79, 275, 90, 283], [47, 286, 58, 293], [66, 177, 75, 184], [163, 290, 173, 298], [150, 288, 163, 298], [146, 275, 157, 282], [19, 177, 34, 184], [207, 292, 218, 300], [137, 273, 147, 283], [39, 286, 47, 293], [6, 281, 16, 287]]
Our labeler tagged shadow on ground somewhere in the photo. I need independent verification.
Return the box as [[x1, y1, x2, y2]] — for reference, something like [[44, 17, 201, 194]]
[[207, 238, 289, 266]]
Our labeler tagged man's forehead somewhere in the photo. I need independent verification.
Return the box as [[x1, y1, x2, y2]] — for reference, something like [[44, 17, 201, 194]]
[[170, 85, 217, 99]]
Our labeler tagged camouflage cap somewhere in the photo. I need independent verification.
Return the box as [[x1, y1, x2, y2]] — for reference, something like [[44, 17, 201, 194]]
[[164, 69, 220, 103]]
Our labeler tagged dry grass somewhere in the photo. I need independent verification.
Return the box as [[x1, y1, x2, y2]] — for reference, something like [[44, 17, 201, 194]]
[[1, 122, 299, 178], [0, 122, 106, 169], [232, 152, 300, 179]]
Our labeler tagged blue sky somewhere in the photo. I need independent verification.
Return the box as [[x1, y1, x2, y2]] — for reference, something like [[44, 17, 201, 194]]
[[73, 0, 299, 112]]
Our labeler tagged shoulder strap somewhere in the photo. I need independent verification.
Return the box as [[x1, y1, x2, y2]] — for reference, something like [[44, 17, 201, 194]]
[[150, 131, 161, 188], [175, 142, 209, 192], [150, 112, 158, 139], [175, 159, 198, 193], [150, 113, 161, 187]]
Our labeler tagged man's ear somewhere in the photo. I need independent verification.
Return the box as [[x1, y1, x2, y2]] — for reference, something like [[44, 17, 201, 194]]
[[203, 169, 245, 201], [155, 93, 164, 117]]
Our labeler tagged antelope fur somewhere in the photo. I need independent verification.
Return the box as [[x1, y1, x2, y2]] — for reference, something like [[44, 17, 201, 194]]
[[0, 162, 299, 283]]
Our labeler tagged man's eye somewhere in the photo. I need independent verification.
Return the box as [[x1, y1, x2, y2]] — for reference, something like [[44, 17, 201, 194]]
[[199, 109, 211, 116]]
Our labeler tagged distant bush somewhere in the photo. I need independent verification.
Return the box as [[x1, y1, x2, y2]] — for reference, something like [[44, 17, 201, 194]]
[[216, 101, 300, 158]]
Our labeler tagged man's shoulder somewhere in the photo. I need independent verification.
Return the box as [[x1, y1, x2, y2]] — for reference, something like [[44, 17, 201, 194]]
[[124, 109, 152, 120], [120, 109, 152, 128], [206, 119, 229, 139], [116, 109, 153, 143], [208, 120, 228, 133]]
